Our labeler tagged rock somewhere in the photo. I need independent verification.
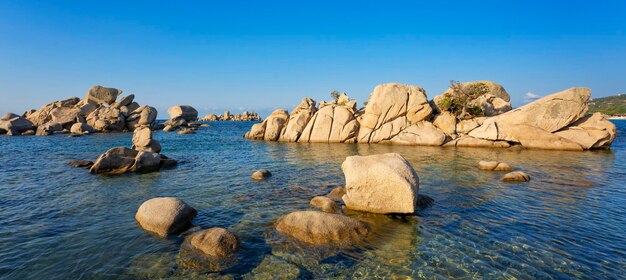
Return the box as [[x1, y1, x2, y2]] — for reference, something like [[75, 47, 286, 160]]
[[456, 118, 485, 134], [203, 114, 218, 121], [416, 194, 435, 210], [251, 169, 272, 180], [297, 104, 359, 143], [478, 161, 513, 171], [357, 83, 433, 143], [432, 111, 457, 136], [244, 123, 266, 140], [387, 121, 446, 146], [499, 125, 583, 151], [126, 106, 158, 130], [132, 126, 152, 147], [167, 105, 198, 122], [433, 80, 511, 117], [112, 94, 135, 108], [163, 125, 174, 132], [264, 109, 289, 141], [163, 116, 187, 128], [136, 140, 162, 153], [85, 85, 121, 105], [132, 151, 161, 173], [79, 102, 97, 117], [135, 197, 197, 236], [470, 87, 590, 140], [280, 98, 317, 142], [70, 123, 95, 135], [178, 128, 195, 135], [443, 136, 510, 148], [310, 196, 339, 213], [555, 113, 617, 149], [275, 211, 368, 244], [326, 187, 346, 202], [244, 255, 300, 280], [188, 228, 240, 257], [86, 107, 126, 132], [126, 102, 140, 112], [0, 115, 35, 135], [342, 153, 419, 214], [26, 97, 81, 126], [67, 160, 94, 168], [21, 130, 35, 135], [90, 147, 139, 174], [160, 158, 179, 169], [502, 171, 530, 182], [50, 107, 81, 126], [36, 122, 63, 136]]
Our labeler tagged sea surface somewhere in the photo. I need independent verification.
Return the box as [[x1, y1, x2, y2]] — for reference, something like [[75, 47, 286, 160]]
[[0, 121, 625, 279]]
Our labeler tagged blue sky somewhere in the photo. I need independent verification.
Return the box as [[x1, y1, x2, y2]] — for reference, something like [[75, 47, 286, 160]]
[[1, 1, 625, 117]]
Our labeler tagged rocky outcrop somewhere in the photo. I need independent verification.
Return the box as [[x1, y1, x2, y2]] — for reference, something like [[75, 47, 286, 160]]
[[187, 228, 240, 257], [297, 104, 359, 143], [275, 211, 368, 244], [279, 98, 317, 142], [135, 197, 197, 236], [0, 114, 35, 135], [554, 113, 617, 149], [1, 85, 158, 136], [202, 111, 261, 121], [342, 153, 419, 214], [357, 83, 432, 143], [244, 109, 289, 141]]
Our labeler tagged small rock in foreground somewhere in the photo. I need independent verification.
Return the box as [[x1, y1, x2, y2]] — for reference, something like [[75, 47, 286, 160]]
[[251, 169, 272, 180], [135, 197, 197, 237], [502, 171, 530, 182]]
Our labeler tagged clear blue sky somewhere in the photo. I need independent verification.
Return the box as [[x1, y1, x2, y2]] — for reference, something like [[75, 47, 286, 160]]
[[1, 1, 625, 117]]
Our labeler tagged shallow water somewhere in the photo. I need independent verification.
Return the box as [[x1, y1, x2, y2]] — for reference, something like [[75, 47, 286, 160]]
[[0, 121, 625, 279]]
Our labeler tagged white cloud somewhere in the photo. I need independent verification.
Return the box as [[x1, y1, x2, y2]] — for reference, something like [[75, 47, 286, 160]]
[[524, 92, 541, 103]]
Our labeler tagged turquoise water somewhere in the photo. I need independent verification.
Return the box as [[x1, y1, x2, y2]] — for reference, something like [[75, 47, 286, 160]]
[[0, 121, 625, 279]]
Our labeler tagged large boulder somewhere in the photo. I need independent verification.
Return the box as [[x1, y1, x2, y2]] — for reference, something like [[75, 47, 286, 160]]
[[297, 104, 359, 143], [387, 121, 446, 146], [433, 81, 511, 117], [0, 114, 35, 135], [35, 122, 62, 136], [50, 107, 81, 126], [131, 151, 162, 173], [112, 94, 135, 109], [86, 107, 126, 132], [167, 105, 198, 122], [279, 98, 317, 142], [357, 83, 433, 143], [132, 126, 152, 148], [85, 85, 121, 105], [70, 122, 95, 135], [135, 197, 197, 236], [89, 147, 139, 174], [187, 228, 240, 257], [432, 111, 457, 136], [443, 136, 510, 148], [275, 211, 368, 244], [341, 153, 419, 214], [555, 113, 617, 149], [244, 109, 289, 141], [26, 97, 81, 126], [126, 106, 158, 131]]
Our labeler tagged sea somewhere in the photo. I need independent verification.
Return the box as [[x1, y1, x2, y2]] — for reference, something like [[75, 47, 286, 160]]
[[0, 120, 624, 279]]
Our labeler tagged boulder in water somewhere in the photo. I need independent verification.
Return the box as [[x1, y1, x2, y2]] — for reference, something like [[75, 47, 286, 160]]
[[478, 161, 513, 171], [502, 171, 530, 182], [310, 196, 340, 213], [275, 211, 368, 244], [135, 197, 197, 236], [85, 85, 121, 105], [251, 169, 272, 180], [188, 228, 240, 257]]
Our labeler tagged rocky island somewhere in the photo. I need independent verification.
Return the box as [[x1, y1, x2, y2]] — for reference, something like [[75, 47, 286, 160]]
[[244, 81, 617, 151]]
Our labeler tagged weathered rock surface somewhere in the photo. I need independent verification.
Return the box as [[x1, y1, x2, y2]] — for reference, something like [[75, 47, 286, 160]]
[[433, 80, 512, 117], [357, 83, 432, 143], [432, 111, 457, 136], [188, 228, 240, 257], [297, 104, 359, 143], [443, 136, 511, 148], [478, 161, 513, 171], [244, 255, 300, 280], [342, 153, 419, 214], [275, 211, 368, 244], [502, 171, 530, 182], [280, 98, 317, 142], [555, 113, 617, 149], [251, 169, 272, 180], [387, 121, 446, 146], [90, 147, 139, 174], [0, 114, 35, 135], [326, 187, 346, 202], [86, 107, 126, 132], [135, 197, 197, 236], [70, 122, 95, 135], [167, 105, 198, 122], [244, 109, 289, 141], [85, 85, 121, 105], [132, 151, 162, 173], [67, 160, 94, 168], [36, 122, 62, 136], [310, 196, 340, 213]]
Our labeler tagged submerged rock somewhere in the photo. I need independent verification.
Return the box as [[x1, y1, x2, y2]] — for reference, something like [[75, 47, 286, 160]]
[[251, 169, 272, 180], [502, 171, 531, 182], [67, 160, 94, 168], [188, 228, 240, 257], [275, 211, 368, 245], [135, 197, 197, 237], [555, 112, 617, 149], [310, 196, 340, 213], [243, 255, 301, 280], [478, 161, 513, 171], [342, 153, 419, 214]]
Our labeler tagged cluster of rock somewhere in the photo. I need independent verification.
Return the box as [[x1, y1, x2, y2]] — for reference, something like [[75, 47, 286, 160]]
[[202, 111, 261, 121], [244, 82, 617, 151], [162, 105, 204, 134], [1, 85, 158, 136], [73, 126, 177, 175], [479, 160, 530, 182]]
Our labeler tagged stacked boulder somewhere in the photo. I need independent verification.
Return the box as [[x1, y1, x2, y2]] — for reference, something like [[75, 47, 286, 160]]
[[89, 126, 177, 174], [0, 85, 158, 136], [163, 105, 199, 133], [202, 111, 261, 121], [244, 82, 617, 151]]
